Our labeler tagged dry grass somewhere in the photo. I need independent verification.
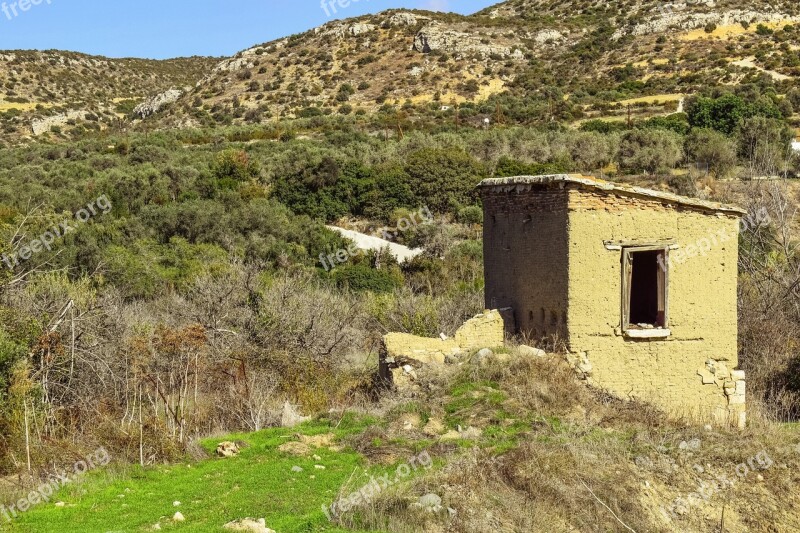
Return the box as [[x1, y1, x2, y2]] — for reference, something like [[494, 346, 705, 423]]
[[616, 93, 685, 106], [679, 21, 791, 41], [335, 351, 800, 532]]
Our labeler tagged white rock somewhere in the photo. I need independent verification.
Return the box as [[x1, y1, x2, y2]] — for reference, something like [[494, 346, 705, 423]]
[[532, 29, 564, 44], [613, 9, 800, 39], [679, 438, 701, 451], [133, 89, 183, 119], [173, 501, 181, 507], [31, 110, 88, 136], [173, 512, 185, 522], [459, 426, 483, 439], [281, 401, 310, 428], [223, 517, 276, 532], [387, 11, 423, 26], [348, 23, 376, 36], [418, 493, 443, 513], [413, 23, 524, 60], [291, 466, 303, 473], [518, 345, 546, 357]]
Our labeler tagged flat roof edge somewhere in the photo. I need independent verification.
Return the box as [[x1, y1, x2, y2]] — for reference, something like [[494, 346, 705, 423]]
[[478, 174, 748, 216]]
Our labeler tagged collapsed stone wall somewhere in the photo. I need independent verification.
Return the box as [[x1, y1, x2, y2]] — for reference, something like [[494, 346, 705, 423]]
[[378, 310, 505, 391]]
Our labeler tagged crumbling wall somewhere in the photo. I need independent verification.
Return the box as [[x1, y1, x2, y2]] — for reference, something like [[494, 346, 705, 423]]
[[379, 310, 505, 390]]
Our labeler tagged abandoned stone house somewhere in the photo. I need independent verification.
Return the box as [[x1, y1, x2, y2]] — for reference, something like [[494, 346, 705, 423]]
[[480, 174, 747, 426]]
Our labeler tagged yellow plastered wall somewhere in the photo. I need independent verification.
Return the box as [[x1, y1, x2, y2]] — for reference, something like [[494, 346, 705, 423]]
[[566, 188, 740, 422]]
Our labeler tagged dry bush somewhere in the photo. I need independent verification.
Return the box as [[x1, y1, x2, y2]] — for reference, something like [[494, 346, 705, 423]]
[[737, 180, 800, 420], [254, 272, 368, 361]]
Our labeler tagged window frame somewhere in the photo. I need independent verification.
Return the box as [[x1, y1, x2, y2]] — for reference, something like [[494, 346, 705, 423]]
[[621, 245, 670, 336]]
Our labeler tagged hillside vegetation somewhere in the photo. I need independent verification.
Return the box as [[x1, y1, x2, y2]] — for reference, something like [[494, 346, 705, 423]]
[[0, 51, 218, 142], [0, 1, 800, 532]]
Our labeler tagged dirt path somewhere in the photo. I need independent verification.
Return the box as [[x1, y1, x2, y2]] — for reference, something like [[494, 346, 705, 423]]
[[326, 226, 424, 263], [731, 57, 791, 81]]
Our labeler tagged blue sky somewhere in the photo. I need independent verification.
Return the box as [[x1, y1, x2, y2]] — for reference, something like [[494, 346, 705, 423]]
[[0, 0, 499, 59]]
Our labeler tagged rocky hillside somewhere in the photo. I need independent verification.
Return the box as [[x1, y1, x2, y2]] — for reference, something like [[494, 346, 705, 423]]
[[141, 0, 800, 131], [6, 0, 800, 141], [0, 50, 218, 143]]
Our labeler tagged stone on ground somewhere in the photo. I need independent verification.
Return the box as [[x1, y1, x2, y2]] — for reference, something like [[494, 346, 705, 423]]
[[216, 441, 240, 457], [416, 493, 443, 513], [517, 345, 546, 358], [223, 517, 276, 532]]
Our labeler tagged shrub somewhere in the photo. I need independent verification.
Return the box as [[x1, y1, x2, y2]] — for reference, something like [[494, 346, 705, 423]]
[[756, 24, 773, 36], [579, 119, 627, 134], [212, 149, 260, 184], [403, 148, 487, 213], [686, 93, 782, 136], [684, 128, 737, 178], [457, 205, 484, 225], [330, 264, 402, 293], [617, 129, 683, 174]]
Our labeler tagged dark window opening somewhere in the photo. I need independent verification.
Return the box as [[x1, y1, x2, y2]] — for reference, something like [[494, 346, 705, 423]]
[[624, 248, 668, 329]]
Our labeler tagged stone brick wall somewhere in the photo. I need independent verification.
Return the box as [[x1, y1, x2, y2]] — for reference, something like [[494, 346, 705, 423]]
[[379, 311, 505, 389], [481, 184, 570, 338]]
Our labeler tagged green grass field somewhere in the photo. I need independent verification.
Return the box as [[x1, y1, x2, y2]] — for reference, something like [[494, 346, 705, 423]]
[[4, 414, 383, 533]]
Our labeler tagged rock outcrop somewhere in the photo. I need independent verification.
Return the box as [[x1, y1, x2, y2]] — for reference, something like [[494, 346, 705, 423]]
[[613, 9, 800, 39], [133, 89, 183, 119], [414, 23, 525, 60], [31, 110, 87, 136], [348, 23, 376, 36], [215, 441, 240, 458], [532, 29, 564, 44], [319, 22, 378, 39], [386, 11, 427, 27]]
